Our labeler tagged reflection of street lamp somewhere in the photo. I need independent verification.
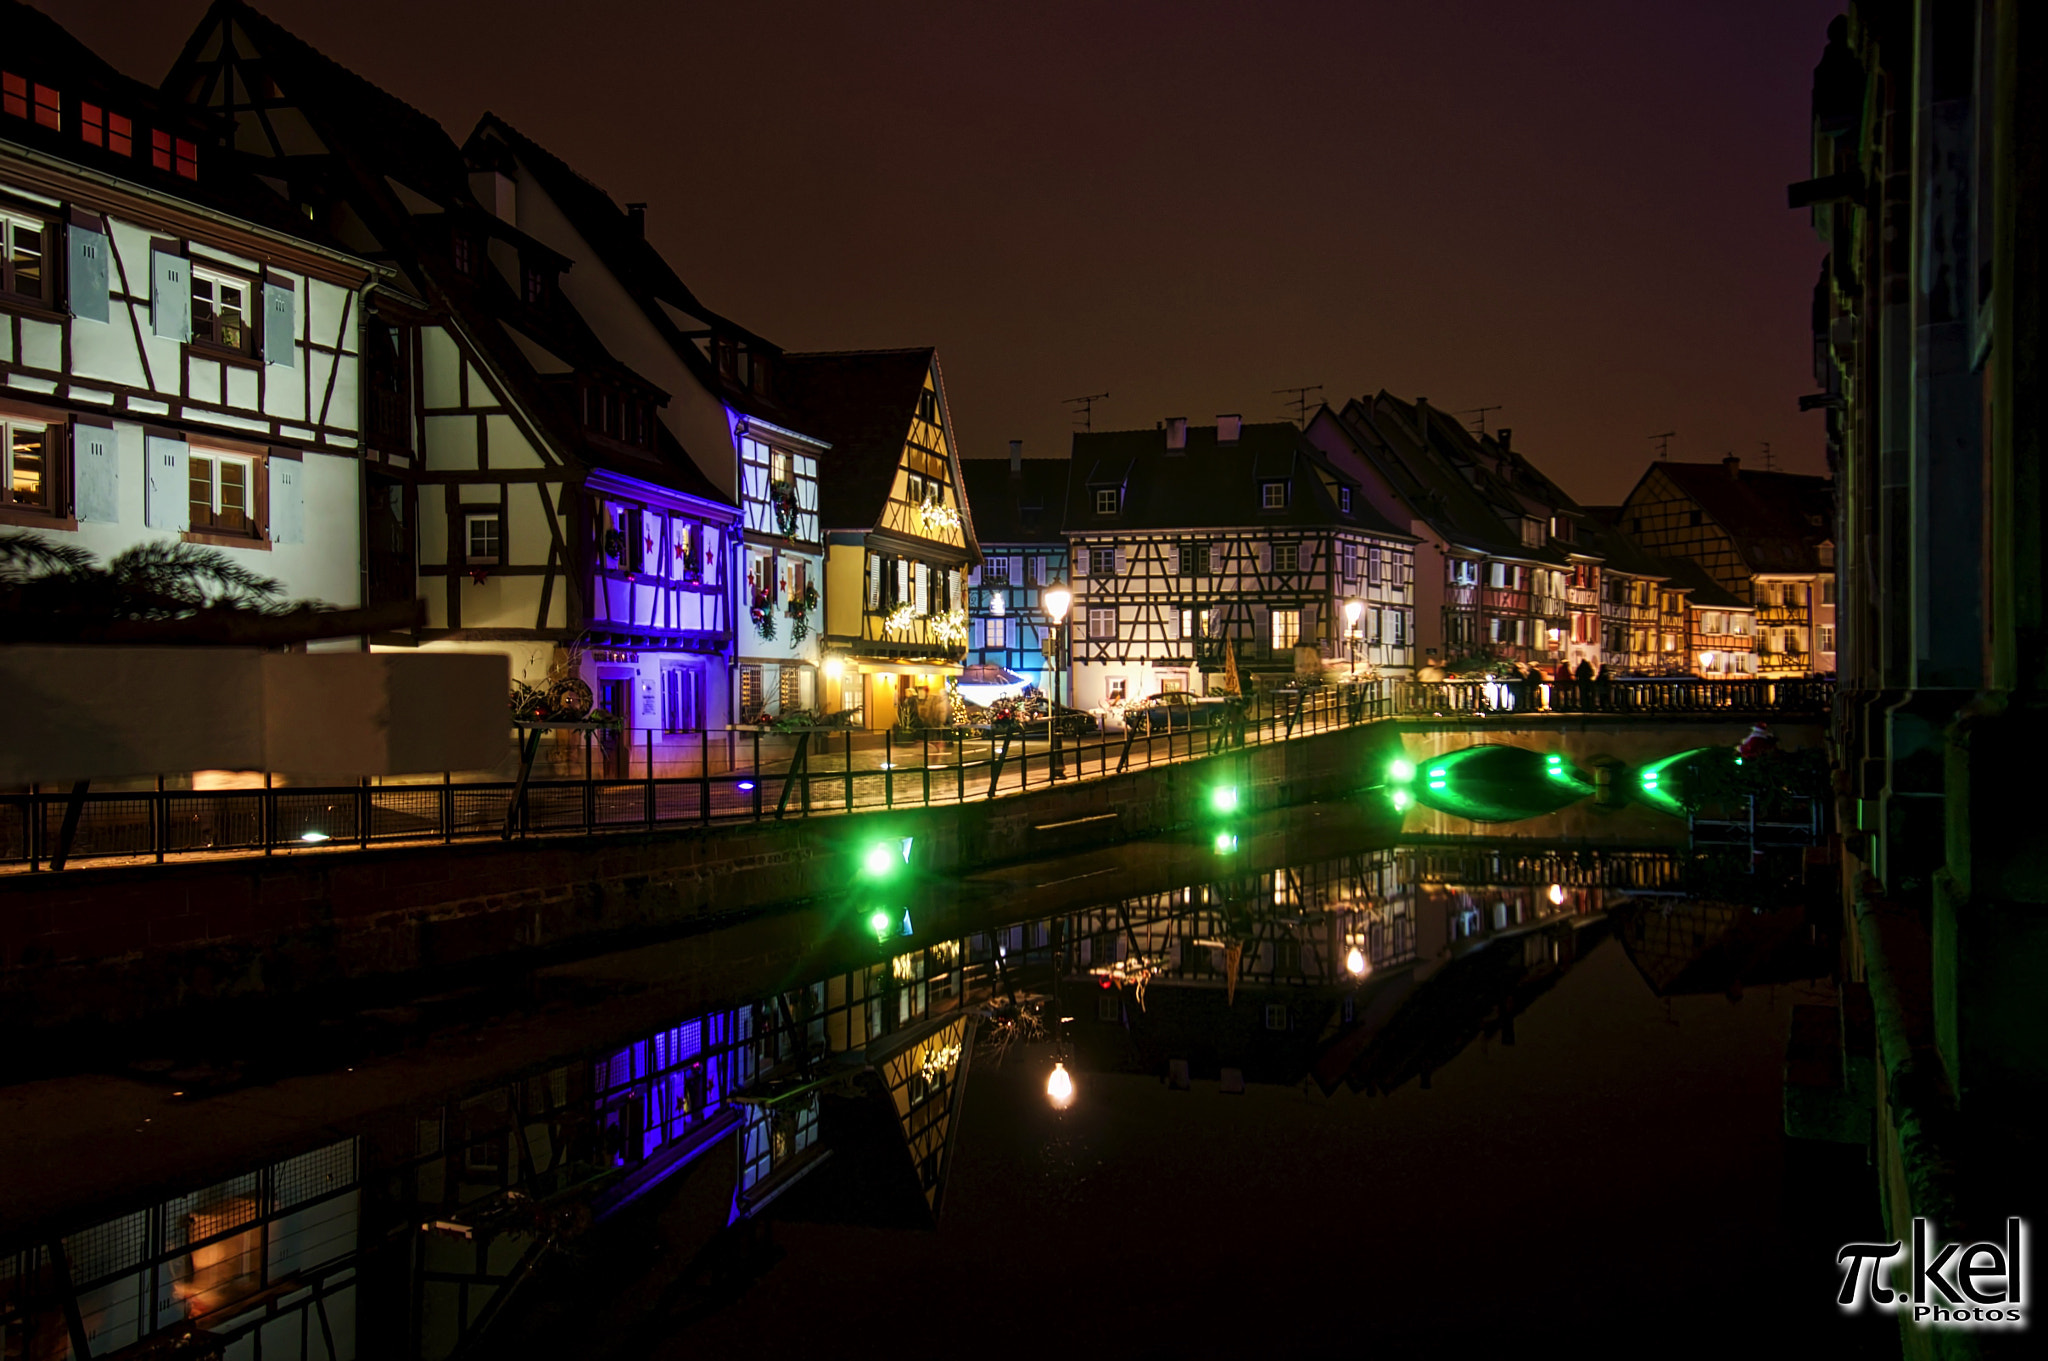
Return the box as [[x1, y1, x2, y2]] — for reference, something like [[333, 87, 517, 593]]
[[1042, 579, 1072, 779], [1345, 945, 1367, 976], [1046, 1060, 1074, 1107], [1343, 597, 1364, 679]]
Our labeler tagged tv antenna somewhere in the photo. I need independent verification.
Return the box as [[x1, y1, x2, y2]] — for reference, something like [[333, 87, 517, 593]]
[[1064, 392, 1110, 430], [1758, 440, 1777, 471], [1460, 404, 1503, 436], [1274, 384, 1324, 427], [1649, 430, 1676, 459]]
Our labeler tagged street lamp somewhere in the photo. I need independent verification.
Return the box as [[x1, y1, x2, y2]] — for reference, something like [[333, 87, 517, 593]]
[[1343, 597, 1364, 679], [1042, 579, 1072, 779], [1046, 1060, 1074, 1107]]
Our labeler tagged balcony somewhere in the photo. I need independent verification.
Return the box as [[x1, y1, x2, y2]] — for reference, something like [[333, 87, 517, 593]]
[[1566, 586, 1598, 608], [1445, 585, 1478, 607], [1482, 587, 1530, 612]]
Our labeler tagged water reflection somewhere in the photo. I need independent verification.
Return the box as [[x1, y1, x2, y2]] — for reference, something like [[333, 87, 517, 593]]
[[1, 835, 1826, 1360]]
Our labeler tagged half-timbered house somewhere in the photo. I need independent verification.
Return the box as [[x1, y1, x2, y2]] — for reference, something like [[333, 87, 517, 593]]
[[779, 348, 980, 730], [1617, 457, 1836, 676], [1061, 417, 1418, 712], [459, 116, 829, 722], [166, 2, 742, 758], [1579, 510, 1671, 674], [1305, 395, 1598, 674], [960, 442, 1068, 694], [3, 1, 371, 618]]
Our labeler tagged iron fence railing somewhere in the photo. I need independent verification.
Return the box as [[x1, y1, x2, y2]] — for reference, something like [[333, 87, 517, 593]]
[[0, 676, 1834, 871]]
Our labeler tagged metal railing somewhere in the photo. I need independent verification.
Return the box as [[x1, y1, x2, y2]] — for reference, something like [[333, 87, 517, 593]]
[[0, 676, 1835, 871]]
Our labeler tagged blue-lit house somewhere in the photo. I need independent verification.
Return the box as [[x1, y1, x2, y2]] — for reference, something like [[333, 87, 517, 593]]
[[961, 443, 1070, 696]]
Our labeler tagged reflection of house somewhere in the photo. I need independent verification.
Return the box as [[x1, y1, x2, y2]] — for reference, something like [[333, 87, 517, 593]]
[[960, 444, 1070, 693], [1, 2, 372, 628], [1617, 458, 1835, 676], [169, 4, 742, 755], [780, 349, 981, 729], [1064, 417, 1419, 710], [1616, 898, 1821, 997]]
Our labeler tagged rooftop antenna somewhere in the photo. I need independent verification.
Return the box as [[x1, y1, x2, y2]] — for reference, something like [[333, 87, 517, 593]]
[[1274, 384, 1324, 427], [1460, 404, 1503, 436], [1649, 430, 1676, 459], [1758, 440, 1777, 471], [1064, 392, 1110, 430]]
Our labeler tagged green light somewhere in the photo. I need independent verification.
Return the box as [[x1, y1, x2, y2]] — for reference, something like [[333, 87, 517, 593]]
[[1545, 753, 1562, 765], [863, 844, 896, 876], [1390, 789, 1411, 810], [1211, 785, 1239, 814], [1428, 779, 1446, 790], [1213, 832, 1238, 854], [1429, 768, 1446, 779], [1389, 759, 1415, 783], [868, 909, 893, 937]]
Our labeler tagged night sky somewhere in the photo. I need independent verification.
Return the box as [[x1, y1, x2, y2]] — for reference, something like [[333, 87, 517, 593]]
[[65, 0, 1841, 503]]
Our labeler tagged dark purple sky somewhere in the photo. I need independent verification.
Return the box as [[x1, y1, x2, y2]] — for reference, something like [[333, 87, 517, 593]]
[[64, 0, 1840, 504]]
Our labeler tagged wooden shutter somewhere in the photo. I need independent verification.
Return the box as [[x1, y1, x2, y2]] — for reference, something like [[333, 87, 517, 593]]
[[1114, 545, 1127, 575], [150, 249, 189, 342], [73, 422, 117, 523], [144, 434, 189, 530], [268, 454, 305, 544], [967, 560, 980, 586], [262, 280, 296, 367], [67, 222, 109, 324], [867, 554, 883, 609], [1072, 544, 1089, 576], [1009, 555, 1023, 584], [1166, 607, 1180, 642]]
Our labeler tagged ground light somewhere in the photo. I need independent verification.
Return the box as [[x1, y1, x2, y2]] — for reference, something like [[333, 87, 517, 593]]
[[1389, 758, 1415, 783], [1428, 766, 1447, 790], [1390, 789, 1412, 810], [1046, 1061, 1074, 1108], [868, 909, 893, 938], [1213, 831, 1238, 854], [1210, 785, 1239, 814], [861, 836, 913, 878]]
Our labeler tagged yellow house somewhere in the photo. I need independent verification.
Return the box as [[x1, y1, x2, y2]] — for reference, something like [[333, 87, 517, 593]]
[[780, 349, 981, 729]]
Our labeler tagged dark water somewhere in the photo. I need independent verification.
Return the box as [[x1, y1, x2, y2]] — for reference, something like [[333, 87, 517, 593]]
[[0, 786, 1893, 1360]]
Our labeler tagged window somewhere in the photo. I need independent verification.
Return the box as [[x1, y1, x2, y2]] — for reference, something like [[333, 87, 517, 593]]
[[79, 103, 133, 155], [1688, 510, 1702, 527], [1094, 487, 1119, 515], [1819, 542, 1836, 567], [451, 231, 474, 275], [1274, 542, 1299, 573], [2, 74, 60, 129], [1261, 482, 1287, 509], [523, 261, 549, 307], [1087, 606, 1116, 640], [982, 556, 1008, 584], [150, 128, 198, 179], [739, 665, 763, 715], [1181, 607, 1211, 639], [917, 389, 937, 424], [906, 473, 925, 504], [1, 71, 26, 120], [1368, 546, 1382, 585], [1820, 625, 1836, 652], [1106, 677, 1128, 703], [1089, 546, 1115, 576], [191, 268, 251, 352], [1339, 487, 1353, 514], [1392, 610, 1406, 645], [1271, 609, 1301, 650], [465, 512, 503, 565], [188, 452, 256, 535], [1, 210, 50, 304], [1178, 542, 1210, 576], [984, 617, 1006, 648], [1821, 577, 1837, 605], [1340, 543, 1357, 582], [4, 420, 54, 510]]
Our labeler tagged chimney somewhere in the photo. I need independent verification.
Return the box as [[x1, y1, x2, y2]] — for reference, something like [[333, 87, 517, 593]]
[[1414, 396, 1429, 444], [626, 202, 647, 237], [1216, 414, 1242, 445], [1008, 438, 1023, 473], [1496, 427, 1513, 453], [1723, 454, 1741, 478], [1165, 417, 1188, 451]]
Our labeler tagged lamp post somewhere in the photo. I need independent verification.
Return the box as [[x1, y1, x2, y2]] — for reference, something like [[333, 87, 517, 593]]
[[1042, 579, 1072, 779], [1343, 597, 1363, 680]]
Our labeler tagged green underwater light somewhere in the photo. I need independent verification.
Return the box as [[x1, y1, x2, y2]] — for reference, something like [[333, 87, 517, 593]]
[[1389, 759, 1415, 783]]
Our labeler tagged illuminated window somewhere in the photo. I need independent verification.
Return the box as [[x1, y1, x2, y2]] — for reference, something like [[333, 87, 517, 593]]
[[1270, 609, 1300, 650], [1086, 606, 1116, 640], [188, 452, 258, 535], [983, 617, 1006, 648], [4, 420, 54, 511], [151, 128, 198, 178], [1339, 486, 1353, 513], [0, 210, 51, 304], [1273, 542, 1299, 573], [466, 512, 502, 565], [1094, 487, 1119, 515], [982, 556, 1008, 584], [79, 103, 133, 154], [191, 268, 251, 352], [0, 71, 24, 119], [1106, 677, 1127, 702], [1261, 481, 1287, 509]]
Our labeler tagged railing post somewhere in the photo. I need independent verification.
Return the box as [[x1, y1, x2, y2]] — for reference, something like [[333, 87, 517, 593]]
[[645, 728, 655, 830], [700, 729, 712, 825], [922, 729, 931, 806], [263, 771, 274, 856], [845, 729, 855, 811], [155, 775, 166, 863], [584, 731, 595, 834], [360, 776, 371, 849], [442, 770, 453, 844], [751, 729, 763, 821], [885, 730, 894, 808]]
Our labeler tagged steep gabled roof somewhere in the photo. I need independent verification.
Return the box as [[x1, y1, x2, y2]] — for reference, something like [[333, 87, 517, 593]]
[[1338, 397, 1552, 561], [1653, 554, 1748, 609], [958, 458, 1071, 545], [1633, 461, 1834, 574], [1577, 508, 1670, 581], [777, 348, 942, 532], [1059, 422, 1414, 539]]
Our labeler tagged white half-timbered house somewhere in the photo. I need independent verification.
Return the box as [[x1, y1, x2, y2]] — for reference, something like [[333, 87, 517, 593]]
[[460, 117, 831, 722], [1062, 417, 1418, 713], [2, 4, 370, 616], [780, 349, 981, 731], [168, 3, 742, 764], [960, 444, 1069, 694]]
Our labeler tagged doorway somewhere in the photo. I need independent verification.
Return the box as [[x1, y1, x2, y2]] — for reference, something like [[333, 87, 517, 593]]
[[601, 678, 632, 778]]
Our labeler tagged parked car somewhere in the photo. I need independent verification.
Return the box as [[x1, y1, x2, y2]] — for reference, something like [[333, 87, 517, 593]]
[[1128, 692, 1232, 732]]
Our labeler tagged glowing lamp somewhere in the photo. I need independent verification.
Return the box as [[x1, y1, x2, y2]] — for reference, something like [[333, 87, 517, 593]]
[[991, 592, 1006, 617], [1042, 580, 1073, 625], [1389, 759, 1415, 783], [300, 831, 330, 843], [1547, 883, 1565, 906], [736, 780, 756, 792], [823, 657, 846, 679], [1211, 785, 1239, 814], [1344, 598, 1364, 630], [1047, 1061, 1074, 1107], [1345, 946, 1367, 976], [868, 909, 893, 938], [863, 842, 899, 877], [1213, 832, 1238, 855], [1390, 789, 1411, 810]]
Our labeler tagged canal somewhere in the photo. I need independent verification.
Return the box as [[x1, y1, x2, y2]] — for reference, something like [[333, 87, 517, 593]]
[[0, 735, 1892, 1357]]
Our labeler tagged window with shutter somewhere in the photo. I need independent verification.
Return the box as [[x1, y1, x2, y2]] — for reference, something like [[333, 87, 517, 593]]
[[67, 221, 110, 323], [1072, 545, 1088, 576], [262, 280, 296, 367], [144, 434, 189, 531], [2, 420, 60, 513], [150, 248, 190, 342], [1009, 555, 1023, 584], [73, 422, 117, 523]]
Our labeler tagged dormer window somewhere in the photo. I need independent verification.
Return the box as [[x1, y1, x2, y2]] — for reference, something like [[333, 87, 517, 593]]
[[1261, 482, 1287, 510], [1338, 486, 1353, 514], [2, 73, 60, 130], [522, 261, 550, 307], [582, 383, 653, 450], [1094, 488, 1120, 515], [451, 230, 475, 275], [80, 104, 133, 155], [917, 389, 937, 424], [149, 128, 198, 179]]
